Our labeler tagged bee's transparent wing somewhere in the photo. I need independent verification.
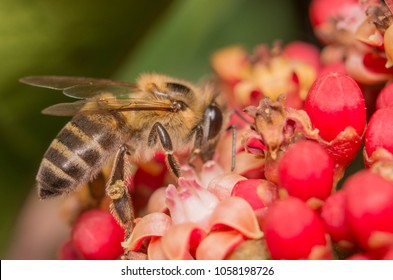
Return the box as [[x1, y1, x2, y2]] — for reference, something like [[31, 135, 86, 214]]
[[41, 98, 174, 116], [19, 76, 138, 99], [41, 100, 90, 116]]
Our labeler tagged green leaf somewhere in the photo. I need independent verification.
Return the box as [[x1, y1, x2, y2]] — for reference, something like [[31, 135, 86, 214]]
[[116, 0, 305, 82]]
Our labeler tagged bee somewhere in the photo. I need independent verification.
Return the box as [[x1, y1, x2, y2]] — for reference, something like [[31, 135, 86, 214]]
[[20, 73, 227, 237]]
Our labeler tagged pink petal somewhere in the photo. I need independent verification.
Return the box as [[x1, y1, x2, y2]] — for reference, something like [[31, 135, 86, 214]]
[[125, 251, 148, 260], [207, 173, 247, 200], [180, 165, 199, 181], [166, 182, 219, 230], [346, 50, 390, 84], [122, 212, 172, 251], [178, 177, 220, 213], [147, 187, 168, 213], [199, 161, 225, 187], [209, 197, 263, 239], [147, 237, 168, 260], [161, 223, 206, 260], [234, 152, 265, 178], [165, 184, 185, 221], [178, 177, 205, 189], [180, 161, 225, 188], [211, 45, 249, 83], [196, 231, 244, 260]]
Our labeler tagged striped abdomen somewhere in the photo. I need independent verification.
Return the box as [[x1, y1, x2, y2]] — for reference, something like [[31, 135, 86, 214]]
[[36, 113, 127, 199]]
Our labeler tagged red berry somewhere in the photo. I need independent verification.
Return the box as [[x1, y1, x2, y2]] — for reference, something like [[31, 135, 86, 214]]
[[305, 73, 366, 142], [282, 41, 321, 71], [132, 152, 168, 211], [363, 52, 393, 75], [58, 239, 80, 260], [320, 190, 353, 243], [71, 209, 125, 260], [133, 152, 167, 190], [278, 140, 334, 201], [309, 0, 358, 27], [319, 62, 347, 76], [382, 247, 393, 260], [376, 82, 393, 110], [344, 170, 393, 254], [365, 107, 393, 157], [263, 197, 328, 259], [231, 179, 278, 210], [346, 253, 372, 260]]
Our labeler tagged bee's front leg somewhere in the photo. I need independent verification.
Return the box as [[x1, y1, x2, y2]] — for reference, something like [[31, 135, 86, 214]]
[[187, 125, 203, 165], [105, 145, 134, 240], [148, 122, 181, 178]]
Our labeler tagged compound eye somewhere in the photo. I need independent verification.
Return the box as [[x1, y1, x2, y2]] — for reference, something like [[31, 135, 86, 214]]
[[205, 104, 223, 140]]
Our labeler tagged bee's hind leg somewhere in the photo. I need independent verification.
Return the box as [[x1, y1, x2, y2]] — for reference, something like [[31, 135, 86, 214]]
[[105, 145, 135, 240]]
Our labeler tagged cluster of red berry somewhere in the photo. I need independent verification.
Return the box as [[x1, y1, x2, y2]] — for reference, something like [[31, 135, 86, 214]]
[[58, 0, 393, 260]]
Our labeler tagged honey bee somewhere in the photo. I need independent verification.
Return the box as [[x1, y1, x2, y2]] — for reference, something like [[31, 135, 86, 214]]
[[20, 73, 227, 236]]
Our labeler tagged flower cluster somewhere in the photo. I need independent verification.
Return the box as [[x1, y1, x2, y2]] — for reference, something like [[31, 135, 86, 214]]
[[58, 0, 393, 260]]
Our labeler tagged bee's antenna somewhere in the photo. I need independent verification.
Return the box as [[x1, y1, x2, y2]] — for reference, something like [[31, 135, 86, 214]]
[[231, 109, 253, 125]]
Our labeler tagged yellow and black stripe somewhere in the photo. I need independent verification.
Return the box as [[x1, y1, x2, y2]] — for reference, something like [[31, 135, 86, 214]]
[[36, 113, 126, 199]]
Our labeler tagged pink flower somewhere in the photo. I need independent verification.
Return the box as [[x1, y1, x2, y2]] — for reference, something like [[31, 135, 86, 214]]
[[122, 173, 263, 260]]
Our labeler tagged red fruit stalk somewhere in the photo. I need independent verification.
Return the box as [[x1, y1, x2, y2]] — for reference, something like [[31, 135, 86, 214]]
[[244, 97, 319, 161]]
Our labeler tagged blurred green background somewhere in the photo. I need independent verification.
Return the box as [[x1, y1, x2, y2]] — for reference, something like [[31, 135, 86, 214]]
[[0, 0, 312, 259]]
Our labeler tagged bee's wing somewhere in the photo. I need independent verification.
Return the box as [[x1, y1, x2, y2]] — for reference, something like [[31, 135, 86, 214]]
[[42, 98, 174, 116], [19, 76, 137, 99]]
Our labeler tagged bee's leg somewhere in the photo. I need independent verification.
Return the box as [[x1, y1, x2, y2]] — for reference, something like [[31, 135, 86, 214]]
[[221, 109, 251, 172], [105, 145, 134, 239], [148, 122, 181, 178], [226, 124, 237, 172], [187, 125, 203, 165]]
